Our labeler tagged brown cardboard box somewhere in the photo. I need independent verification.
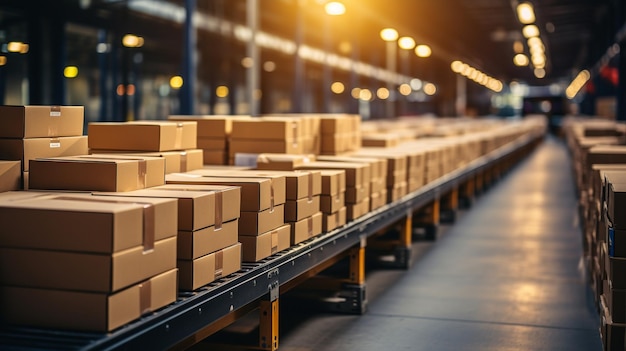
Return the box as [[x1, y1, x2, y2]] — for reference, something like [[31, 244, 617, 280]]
[[285, 195, 320, 222], [605, 281, 626, 323], [240, 224, 290, 262], [230, 139, 304, 156], [245, 170, 321, 201], [203, 149, 228, 165], [178, 242, 241, 291], [88, 121, 197, 151], [151, 183, 241, 223], [255, 153, 316, 171], [0, 268, 177, 332], [95, 187, 219, 231], [610, 256, 626, 289], [316, 155, 387, 183], [320, 115, 350, 134], [166, 174, 274, 212], [240, 204, 285, 236], [361, 133, 399, 148], [605, 172, 626, 229], [0, 105, 84, 138], [346, 185, 368, 204], [90, 149, 203, 174], [297, 161, 368, 188], [0, 135, 88, 171], [320, 192, 345, 214], [0, 192, 176, 253], [178, 219, 239, 260], [231, 118, 304, 141], [197, 137, 227, 150], [291, 212, 323, 244], [186, 169, 287, 207], [29, 155, 165, 192], [370, 190, 386, 210], [389, 181, 408, 202], [0, 161, 21, 192], [347, 198, 370, 221], [320, 170, 346, 196], [168, 115, 250, 138], [0, 236, 176, 293], [322, 207, 346, 233]]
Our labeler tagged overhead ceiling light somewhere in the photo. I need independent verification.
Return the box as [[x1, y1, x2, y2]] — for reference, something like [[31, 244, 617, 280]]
[[398, 36, 416, 50], [324, 1, 346, 16], [513, 54, 529, 66], [522, 24, 539, 38], [516, 2, 535, 24], [380, 28, 399, 42], [415, 44, 432, 57], [534, 68, 546, 78]]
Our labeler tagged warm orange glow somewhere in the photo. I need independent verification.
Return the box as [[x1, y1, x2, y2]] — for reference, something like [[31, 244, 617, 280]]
[[126, 84, 136, 96], [522, 24, 539, 38], [424, 83, 437, 95], [216, 85, 229, 98], [170, 76, 183, 89], [450, 61, 463, 73], [513, 41, 524, 54], [513, 54, 529, 66], [517, 2, 535, 24], [398, 36, 416, 50], [351, 87, 361, 99], [0, 56, 6, 66], [116, 84, 125, 96], [398, 83, 412, 96], [122, 34, 144, 48], [377, 87, 390, 100], [359, 88, 373, 101], [415, 45, 432, 58], [380, 28, 399, 42], [534, 68, 546, 78], [331, 82, 345, 94], [324, 1, 346, 16]]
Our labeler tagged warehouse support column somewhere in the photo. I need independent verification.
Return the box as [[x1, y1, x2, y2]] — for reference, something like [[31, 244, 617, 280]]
[[259, 282, 279, 351], [28, 13, 65, 105], [180, 0, 197, 115], [246, 0, 260, 116], [459, 176, 475, 209], [293, 0, 304, 113], [440, 186, 459, 224], [414, 197, 440, 241], [455, 74, 467, 116]]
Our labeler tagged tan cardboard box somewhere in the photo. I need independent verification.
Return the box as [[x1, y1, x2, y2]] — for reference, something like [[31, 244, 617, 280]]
[[178, 219, 238, 260], [320, 115, 350, 134], [361, 133, 399, 148], [320, 192, 345, 214], [0, 192, 176, 253], [285, 195, 320, 222], [94, 187, 218, 231], [606, 174, 626, 229], [197, 137, 227, 150], [322, 207, 346, 233], [240, 204, 285, 236], [166, 174, 273, 212], [370, 190, 385, 211], [152, 183, 240, 223], [168, 115, 250, 138], [244, 170, 321, 201], [231, 118, 304, 140], [90, 149, 203, 174], [389, 181, 408, 202], [88, 121, 197, 151], [29, 155, 165, 192], [178, 242, 241, 291], [0, 268, 177, 332], [291, 212, 322, 245], [346, 198, 370, 221], [316, 155, 387, 183], [240, 224, 290, 262], [230, 139, 304, 156], [297, 161, 368, 188], [0, 236, 176, 293], [320, 170, 346, 196], [346, 185, 368, 204], [371, 178, 386, 194], [351, 150, 408, 180], [0, 105, 84, 138], [256, 153, 316, 171], [0, 161, 20, 192], [203, 149, 228, 165], [0, 135, 88, 171]]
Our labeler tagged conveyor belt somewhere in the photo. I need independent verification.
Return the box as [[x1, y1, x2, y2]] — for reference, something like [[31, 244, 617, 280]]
[[0, 133, 541, 351]]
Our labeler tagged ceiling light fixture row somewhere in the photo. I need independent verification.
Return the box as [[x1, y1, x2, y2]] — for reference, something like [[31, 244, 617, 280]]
[[450, 60, 503, 92], [515, 2, 547, 78]]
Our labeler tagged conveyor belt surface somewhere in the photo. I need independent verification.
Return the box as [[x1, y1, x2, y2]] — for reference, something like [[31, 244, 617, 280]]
[[278, 135, 602, 351]]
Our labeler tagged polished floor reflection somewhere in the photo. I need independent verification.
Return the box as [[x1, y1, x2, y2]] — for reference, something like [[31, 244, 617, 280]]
[[276, 136, 601, 351]]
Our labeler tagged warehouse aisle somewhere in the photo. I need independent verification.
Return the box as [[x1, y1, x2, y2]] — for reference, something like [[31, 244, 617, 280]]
[[278, 136, 602, 351]]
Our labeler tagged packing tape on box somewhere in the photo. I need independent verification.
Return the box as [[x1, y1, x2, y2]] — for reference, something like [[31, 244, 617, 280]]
[[49, 138, 61, 149], [269, 179, 275, 213], [175, 123, 184, 150], [215, 190, 223, 230], [307, 172, 313, 202], [271, 229, 279, 255], [291, 121, 298, 149], [77, 156, 148, 189], [307, 216, 313, 238], [48, 106, 61, 137], [215, 250, 224, 279], [54, 196, 156, 252], [179, 151, 187, 172], [139, 279, 152, 315]]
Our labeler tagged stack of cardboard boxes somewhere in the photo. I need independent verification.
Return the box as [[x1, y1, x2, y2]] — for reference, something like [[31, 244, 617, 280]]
[[351, 150, 408, 203], [0, 106, 88, 189], [319, 115, 361, 155]]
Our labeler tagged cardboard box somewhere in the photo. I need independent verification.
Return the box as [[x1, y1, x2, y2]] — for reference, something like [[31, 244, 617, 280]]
[[29, 155, 165, 192], [186, 169, 287, 207], [610, 228, 626, 258], [389, 181, 408, 202], [197, 137, 227, 150], [316, 155, 387, 183], [297, 161, 368, 188], [168, 115, 250, 138], [370, 190, 386, 210], [320, 192, 345, 214], [256, 153, 315, 171], [166, 174, 273, 212], [246, 170, 321, 201], [0, 105, 84, 138], [606, 172, 626, 229], [90, 149, 203, 174], [346, 185, 368, 204], [230, 139, 304, 156], [320, 115, 350, 134], [291, 212, 322, 244], [0, 135, 88, 171], [0, 268, 177, 332], [240, 204, 285, 236], [347, 198, 370, 221], [610, 256, 626, 289], [240, 224, 290, 262], [361, 133, 399, 148], [285, 195, 320, 222], [88, 121, 197, 151], [178, 242, 241, 291], [0, 192, 176, 253], [322, 207, 346, 233], [231, 118, 304, 141], [0, 236, 176, 293], [0, 160, 21, 192], [605, 282, 626, 323], [320, 170, 346, 196], [203, 149, 228, 165], [178, 219, 239, 260]]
